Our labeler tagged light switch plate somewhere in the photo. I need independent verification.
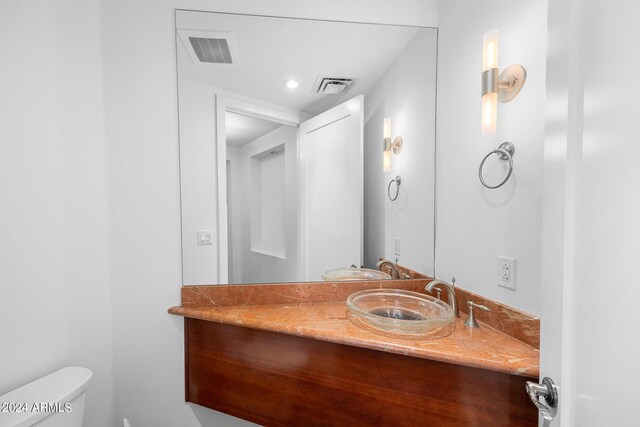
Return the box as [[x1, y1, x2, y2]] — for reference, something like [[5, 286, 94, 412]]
[[198, 230, 214, 245], [497, 256, 516, 290]]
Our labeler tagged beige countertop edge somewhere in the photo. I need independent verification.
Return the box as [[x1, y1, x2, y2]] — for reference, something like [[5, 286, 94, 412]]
[[168, 303, 539, 378]]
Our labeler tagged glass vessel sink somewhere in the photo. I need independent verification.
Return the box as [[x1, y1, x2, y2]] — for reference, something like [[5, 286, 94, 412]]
[[322, 266, 392, 281], [346, 289, 455, 339]]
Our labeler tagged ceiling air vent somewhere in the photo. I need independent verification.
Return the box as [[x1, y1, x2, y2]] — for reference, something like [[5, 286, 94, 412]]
[[189, 37, 232, 63], [178, 30, 240, 65], [312, 76, 357, 95]]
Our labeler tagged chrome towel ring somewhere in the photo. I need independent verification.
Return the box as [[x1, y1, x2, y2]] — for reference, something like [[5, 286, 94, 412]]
[[478, 142, 515, 189], [387, 175, 401, 201]]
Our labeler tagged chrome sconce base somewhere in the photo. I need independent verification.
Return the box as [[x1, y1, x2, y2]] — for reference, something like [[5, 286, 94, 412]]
[[498, 65, 526, 102], [383, 136, 403, 154], [482, 64, 527, 103], [391, 136, 403, 154]]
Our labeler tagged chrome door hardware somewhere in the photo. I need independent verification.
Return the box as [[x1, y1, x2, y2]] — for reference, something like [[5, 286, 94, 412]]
[[525, 377, 558, 421]]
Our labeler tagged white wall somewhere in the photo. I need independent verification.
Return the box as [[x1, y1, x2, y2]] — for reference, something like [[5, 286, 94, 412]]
[[254, 150, 286, 256], [435, 0, 548, 315], [228, 126, 299, 284], [102, 1, 438, 426], [179, 78, 219, 285], [363, 29, 438, 275], [0, 1, 113, 426]]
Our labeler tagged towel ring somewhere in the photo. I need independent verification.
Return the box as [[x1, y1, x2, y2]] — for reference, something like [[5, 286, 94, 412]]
[[387, 176, 401, 201], [478, 142, 515, 189]]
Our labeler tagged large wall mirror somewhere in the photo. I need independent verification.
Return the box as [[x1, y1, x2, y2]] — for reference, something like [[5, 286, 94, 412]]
[[176, 11, 437, 285]]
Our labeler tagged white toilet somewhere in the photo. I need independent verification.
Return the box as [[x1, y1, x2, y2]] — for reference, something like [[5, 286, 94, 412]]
[[0, 367, 92, 427]]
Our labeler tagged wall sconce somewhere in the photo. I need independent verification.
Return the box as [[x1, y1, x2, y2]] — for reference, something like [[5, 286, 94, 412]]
[[481, 30, 526, 134], [383, 117, 403, 172]]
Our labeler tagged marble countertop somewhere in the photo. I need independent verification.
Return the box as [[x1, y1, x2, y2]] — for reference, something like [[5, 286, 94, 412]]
[[169, 299, 539, 377]]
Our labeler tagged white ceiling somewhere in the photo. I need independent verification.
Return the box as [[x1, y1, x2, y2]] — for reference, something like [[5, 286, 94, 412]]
[[176, 11, 427, 116], [225, 112, 284, 148]]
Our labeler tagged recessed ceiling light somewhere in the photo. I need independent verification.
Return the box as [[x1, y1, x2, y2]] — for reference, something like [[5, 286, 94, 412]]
[[283, 79, 300, 89]]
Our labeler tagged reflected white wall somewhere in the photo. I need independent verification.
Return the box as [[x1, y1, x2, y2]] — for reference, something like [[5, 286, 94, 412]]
[[178, 78, 219, 285], [363, 29, 438, 275], [227, 126, 298, 284]]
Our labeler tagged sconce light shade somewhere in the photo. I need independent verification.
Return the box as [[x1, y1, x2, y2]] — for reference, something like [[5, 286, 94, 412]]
[[481, 29, 526, 135], [383, 117, 391, 172], [383, 118, 392, 140], [383, 148, 392, 172], [383, 117, 402, 172], [482, 92, 498, 135], [482, 30, 499, 71], [482, 30, 499, 134]]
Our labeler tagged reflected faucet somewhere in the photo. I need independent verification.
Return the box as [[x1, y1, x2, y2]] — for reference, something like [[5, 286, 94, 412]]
[[376, 259, 399, 279], [425, 279, 460, 318]]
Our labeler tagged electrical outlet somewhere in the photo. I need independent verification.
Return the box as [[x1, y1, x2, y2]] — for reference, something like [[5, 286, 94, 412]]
[[497, 256, 516, 290], [394, 238, 401, 256]]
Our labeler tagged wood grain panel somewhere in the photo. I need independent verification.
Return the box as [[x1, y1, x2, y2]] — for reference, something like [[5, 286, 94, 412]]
[[185, 319, 537, 427]]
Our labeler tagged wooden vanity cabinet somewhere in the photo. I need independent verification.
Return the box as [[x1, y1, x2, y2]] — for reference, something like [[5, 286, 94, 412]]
[[184, 318, 537, 426]]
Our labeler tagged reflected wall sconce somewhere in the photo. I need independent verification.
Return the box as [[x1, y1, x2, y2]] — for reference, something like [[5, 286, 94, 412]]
[[481, 30, 527, 134], [383, 117, 403, 172]]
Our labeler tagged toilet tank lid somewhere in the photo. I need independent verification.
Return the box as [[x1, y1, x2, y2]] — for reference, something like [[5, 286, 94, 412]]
[[0, 367, 92, 427]]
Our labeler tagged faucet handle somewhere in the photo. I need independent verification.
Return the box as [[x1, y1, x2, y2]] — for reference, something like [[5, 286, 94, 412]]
[[463, 301, 490, 328], [433, 286, 443, 300], [469, 301, 489, 311]]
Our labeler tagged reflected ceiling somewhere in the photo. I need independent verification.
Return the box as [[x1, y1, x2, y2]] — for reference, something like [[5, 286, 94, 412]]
[[176, 12, 421, 115]]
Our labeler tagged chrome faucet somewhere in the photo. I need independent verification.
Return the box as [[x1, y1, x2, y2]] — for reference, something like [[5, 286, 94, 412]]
[[376, 259, 399, 279], [425, 279, 460, 318]]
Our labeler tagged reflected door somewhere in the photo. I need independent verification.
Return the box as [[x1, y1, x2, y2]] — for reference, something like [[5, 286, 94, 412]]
[[298, 96, 364, 281]]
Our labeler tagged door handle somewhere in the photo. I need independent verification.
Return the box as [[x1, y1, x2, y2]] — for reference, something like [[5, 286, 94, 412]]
[[525, 377, 558, 421]]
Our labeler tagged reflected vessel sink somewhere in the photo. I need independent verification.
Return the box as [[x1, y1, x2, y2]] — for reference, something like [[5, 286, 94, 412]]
[[346, 289, 455, 339], [322, 267, 392, 281]]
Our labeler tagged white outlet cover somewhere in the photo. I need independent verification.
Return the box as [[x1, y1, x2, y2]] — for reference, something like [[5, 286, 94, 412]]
[[394, 238, 401, 256], [497, 256, 516, 290]]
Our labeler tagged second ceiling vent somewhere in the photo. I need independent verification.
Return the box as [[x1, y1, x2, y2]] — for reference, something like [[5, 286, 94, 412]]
[[312, 76, 357, 95]]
